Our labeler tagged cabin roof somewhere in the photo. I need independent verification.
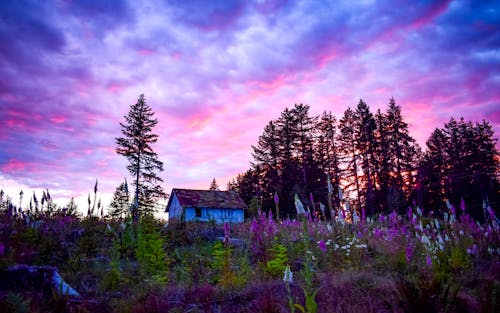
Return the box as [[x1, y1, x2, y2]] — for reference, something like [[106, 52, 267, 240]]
[[165, 188, 247, 212]]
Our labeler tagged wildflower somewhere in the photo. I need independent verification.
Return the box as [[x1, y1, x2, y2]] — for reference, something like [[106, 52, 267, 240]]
[[379, 215, 385, 223], [0, 242, 4, 255], [426, 255, 432, 268], [326, 223, 332, 233], [406, 245, 413, 262], [318, 240, 327, 252], [446, 199, 456, 216], [294, 194, 306, 216], [460, 198, 466, 214], [466, 244, 477, 255], [327, 174, 333, 194], [274, 192, 279, 204], [283, 265, 293, 284], [434, 219, 440, 230], [352, 210, 359, 224], [416, 206, 422, 216]]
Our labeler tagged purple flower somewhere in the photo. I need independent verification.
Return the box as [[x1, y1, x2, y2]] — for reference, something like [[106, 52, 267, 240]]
[[379, 215, 385, 223], [466, 244, 477, 255], [407, 207, 412, 221], [406, 245, 413, 262], [426, 255, 432, 268], [460, 198, 466, 214], [274, 192, 279, 204], [318, 240, 327, 252], [0, 242, 4, 255]]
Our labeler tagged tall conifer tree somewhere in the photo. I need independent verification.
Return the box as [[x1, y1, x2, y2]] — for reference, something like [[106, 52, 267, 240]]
[[116, 94, 166, 218]]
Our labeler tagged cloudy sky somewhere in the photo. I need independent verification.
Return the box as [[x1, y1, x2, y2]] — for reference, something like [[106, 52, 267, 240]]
[[0, 0, 499, 211]]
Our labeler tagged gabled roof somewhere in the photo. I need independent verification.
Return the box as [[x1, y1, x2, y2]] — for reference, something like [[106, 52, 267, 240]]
[[165, 188, 247, 212]]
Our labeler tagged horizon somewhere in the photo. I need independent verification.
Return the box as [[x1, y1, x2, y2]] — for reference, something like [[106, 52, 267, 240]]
[[0, 0, 499, 213]]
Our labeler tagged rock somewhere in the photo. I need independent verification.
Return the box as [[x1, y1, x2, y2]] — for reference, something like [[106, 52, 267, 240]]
[[0, 264, 79, 298]]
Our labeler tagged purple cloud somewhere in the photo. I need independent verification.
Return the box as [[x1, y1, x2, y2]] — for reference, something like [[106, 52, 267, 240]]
[[0, 0, 498, 211]]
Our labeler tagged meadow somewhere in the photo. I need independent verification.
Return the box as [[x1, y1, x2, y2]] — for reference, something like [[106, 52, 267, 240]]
[[0, 202, 498, 313]]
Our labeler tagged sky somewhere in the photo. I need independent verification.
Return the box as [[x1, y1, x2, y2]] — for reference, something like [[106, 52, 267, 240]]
[[0, 0, 499, 213]]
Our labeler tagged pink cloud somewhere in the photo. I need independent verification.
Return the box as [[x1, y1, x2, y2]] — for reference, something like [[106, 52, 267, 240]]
[[50, 116, 66, 123], [1, 159, 28, 173]]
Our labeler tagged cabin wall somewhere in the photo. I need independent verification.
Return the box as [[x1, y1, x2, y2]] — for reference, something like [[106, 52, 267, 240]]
[[184, 207, 244, 223], [168, 194, 183, 219]]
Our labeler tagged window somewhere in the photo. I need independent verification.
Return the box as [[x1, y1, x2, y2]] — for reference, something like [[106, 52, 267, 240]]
[[195, 207, 202, 218]]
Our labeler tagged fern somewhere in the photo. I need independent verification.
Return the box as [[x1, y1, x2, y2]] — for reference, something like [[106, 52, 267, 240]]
[[5, 292, 31, 313], [266, 241, 289, 277]]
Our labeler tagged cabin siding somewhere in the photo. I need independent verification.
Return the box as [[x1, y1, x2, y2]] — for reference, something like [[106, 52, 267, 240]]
[[166, 189, 247, 223], [168, 194, 183, 219], [184, 207, 244, 223]]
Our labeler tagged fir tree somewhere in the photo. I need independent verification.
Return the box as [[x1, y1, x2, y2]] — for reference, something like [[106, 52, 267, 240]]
[[116, 94, 166, 219], [209, 178, 220, 191], [109, 180, 131, 218]]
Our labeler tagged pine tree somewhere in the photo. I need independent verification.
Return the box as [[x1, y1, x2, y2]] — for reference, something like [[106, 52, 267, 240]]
[[316, 111, 342, 212], [354, 100, 377, 215], [109, 180, 131, 218], [338, 107, 362, 210], [116, 94, 166, 219], [384, 98, 421, 211], [209, 178, 220, 191]]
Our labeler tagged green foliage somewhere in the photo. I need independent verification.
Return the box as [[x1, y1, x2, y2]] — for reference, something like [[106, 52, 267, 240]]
[[211, 241, 235, 288], [136, 218, 167, 283], [4, 292, 31, 313], [265, 241, 288, 277]]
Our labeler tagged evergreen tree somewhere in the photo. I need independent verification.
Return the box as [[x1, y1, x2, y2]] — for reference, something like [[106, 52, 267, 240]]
[[209, 178, 220, 191], [316, 111, 342, 212], [354, 99, 377, 215], [65, 197, 78, 215], [116, 94, 166, 218], [338, 107, 362, 210], [109, 180, 131, 218], [420, 117, 499, 218], [384, 98, 421, 211]]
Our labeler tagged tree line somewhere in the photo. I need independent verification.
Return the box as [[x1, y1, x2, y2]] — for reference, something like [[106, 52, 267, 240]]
[[228, 99, 499, 220]]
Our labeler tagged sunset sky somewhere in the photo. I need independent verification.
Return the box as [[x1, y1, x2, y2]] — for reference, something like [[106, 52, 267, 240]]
[[0, 0, 499, 212]]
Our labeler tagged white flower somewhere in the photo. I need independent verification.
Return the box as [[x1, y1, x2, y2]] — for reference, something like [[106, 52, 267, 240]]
[[326, 224, 332, 233], [283, 265, 293, 284], [294, 194, 306, 216], [434, 219, 440, 230]]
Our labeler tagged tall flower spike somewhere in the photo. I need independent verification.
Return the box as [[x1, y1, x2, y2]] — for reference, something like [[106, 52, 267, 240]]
[[327, 174, 333, 194], [283, 265, 293, 284], [294, 194, 306, 216]]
